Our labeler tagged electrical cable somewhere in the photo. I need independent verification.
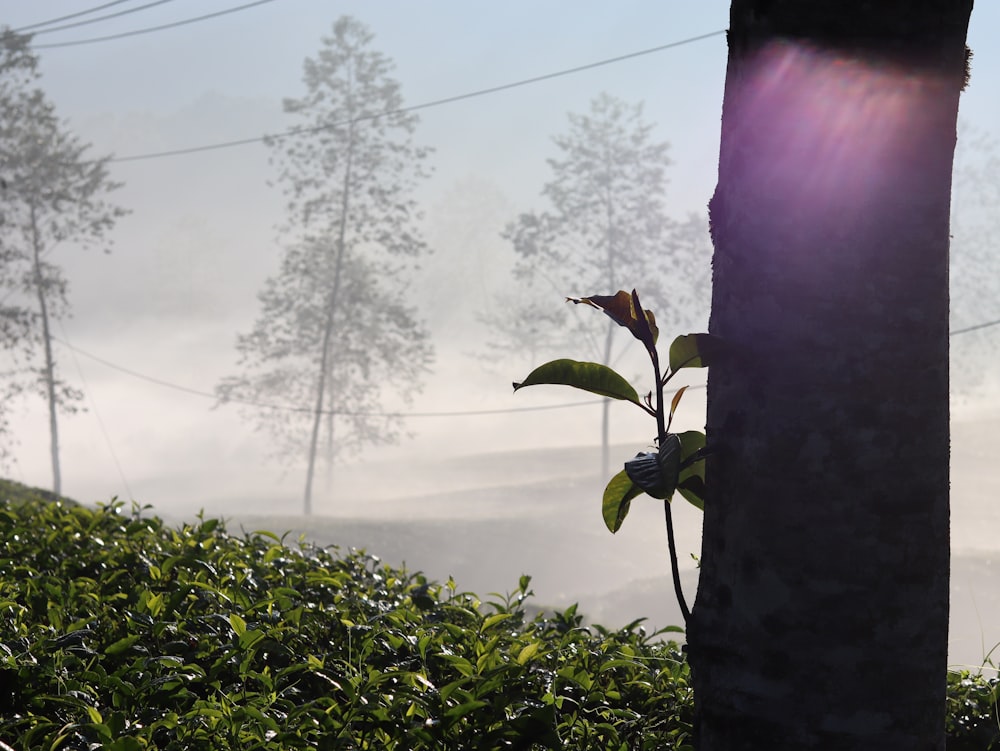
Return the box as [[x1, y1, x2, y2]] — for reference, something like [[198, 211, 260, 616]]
[[32, 0, 282, 49], [47, 312, 998, 422], [98, 29, 727, 162], [950, 318, 1000, 336], [49, 335, 617, 417], [13, 0, 137, 32], [24, 0, 183, 36], [56, 321, 134, 498]]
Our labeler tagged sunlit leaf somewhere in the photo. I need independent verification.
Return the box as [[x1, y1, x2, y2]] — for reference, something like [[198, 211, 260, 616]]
[[567, 289, 659, 349], [229, 613, 247, 637], [668, 333, 721, 372], [104, 635, 140, 656], [602, 469, 645, 533], [513, 359, 641, 406], [667, 385, 688, 431]]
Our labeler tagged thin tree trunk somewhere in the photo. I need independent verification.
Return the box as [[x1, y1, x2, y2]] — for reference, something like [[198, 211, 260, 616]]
[[687, 3, 972, 749], [303, 302, 335, 516], [600, 319, 614, 479], [30, 202, 61, 496], [601, 183, 616, 479], [324, 409, 335, 493], [304, 87, 356, 514]]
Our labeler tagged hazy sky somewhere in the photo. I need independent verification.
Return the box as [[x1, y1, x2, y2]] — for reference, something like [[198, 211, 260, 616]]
[[2, 1, 998, 515]]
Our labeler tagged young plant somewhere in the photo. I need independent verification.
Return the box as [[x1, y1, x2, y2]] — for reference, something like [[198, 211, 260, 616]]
[[513, 289, 716, 625]]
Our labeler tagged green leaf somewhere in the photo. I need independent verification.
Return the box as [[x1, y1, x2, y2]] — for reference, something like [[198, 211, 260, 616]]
[[668, 333, 720, 371], [104, 635, 140, 656], [229, 613, 247, 637], [567, 289, 659, 349], [602, 469, 644, 533], [239, 628, 265, 650], [677, 430, 707, 510], [513, 359, 641, 406], [516, 641, 542, 665], [445, 699, 489, 719]]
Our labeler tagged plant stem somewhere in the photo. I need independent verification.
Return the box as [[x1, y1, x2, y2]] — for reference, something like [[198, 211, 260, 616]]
[[653, 354, 689, 626], [664, 498, 690, 624]]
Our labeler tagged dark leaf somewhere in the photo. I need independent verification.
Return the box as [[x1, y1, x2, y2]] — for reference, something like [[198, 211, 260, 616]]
[[624, 434, 682, 500], [677, 430, 707, 510], [567, 289, 659, 350], [668, 333, 722, 372]]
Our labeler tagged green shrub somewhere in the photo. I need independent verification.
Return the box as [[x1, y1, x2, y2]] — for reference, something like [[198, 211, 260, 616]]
[[0, 499, 693, 749], [0, 498, 995, 749]]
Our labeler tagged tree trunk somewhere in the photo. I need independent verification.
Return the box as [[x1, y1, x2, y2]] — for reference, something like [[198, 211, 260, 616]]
[[687, 3, 972, 749], [303, 100, 356, 514], [600, 309, 614, 478], [30, 203, 61, 496], [601, 187, 617, 480]]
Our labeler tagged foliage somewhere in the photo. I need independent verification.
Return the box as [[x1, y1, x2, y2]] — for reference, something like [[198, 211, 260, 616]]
[[514, 291, 714, 532], [513, 290, 714, 624], [489, 93, 711, 478], [0, 498, 699, 750], [216, 16, 433, 512], [0, 28, 128, 487], [0, 497, 995, 749], [946, 670, 1000, 750]]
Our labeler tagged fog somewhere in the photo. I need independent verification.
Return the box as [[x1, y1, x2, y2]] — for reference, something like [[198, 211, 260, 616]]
[[2, 2, 999, 672]]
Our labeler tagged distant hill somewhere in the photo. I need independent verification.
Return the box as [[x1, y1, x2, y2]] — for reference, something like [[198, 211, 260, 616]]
[[0, 477, 78, 506]]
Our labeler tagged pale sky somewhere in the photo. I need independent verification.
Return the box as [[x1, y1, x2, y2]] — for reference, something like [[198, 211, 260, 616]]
[[2, 1, 998, 518]]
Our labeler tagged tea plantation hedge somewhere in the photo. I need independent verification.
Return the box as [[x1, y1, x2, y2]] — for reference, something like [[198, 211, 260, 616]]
[[0, 495, 996, 749]]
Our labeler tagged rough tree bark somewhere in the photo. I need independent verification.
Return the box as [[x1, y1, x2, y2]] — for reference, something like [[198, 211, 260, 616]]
[[687, 2, 973, 749]]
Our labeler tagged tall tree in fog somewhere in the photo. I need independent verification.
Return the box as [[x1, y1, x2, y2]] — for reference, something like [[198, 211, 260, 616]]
[[217, 17, 433, 514], [0, 29, 127, 489], [950, 122, 1000, 396], [687, 2, 971, 748], [496, 93, 709, 478]]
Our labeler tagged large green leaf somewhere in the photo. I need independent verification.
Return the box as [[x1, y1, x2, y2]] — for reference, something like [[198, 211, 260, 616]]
[[668, 333, 720, 372], [602, 469, 644, 533], [676, 430, 707, 510], [513, 359, 641, 406]]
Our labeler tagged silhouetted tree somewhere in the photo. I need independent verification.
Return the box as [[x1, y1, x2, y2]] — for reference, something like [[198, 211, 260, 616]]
[[496, 93, 709, 477], [687, 2, 973, 749], [0, 28, 127, 489], [217, 17, 433, 514]]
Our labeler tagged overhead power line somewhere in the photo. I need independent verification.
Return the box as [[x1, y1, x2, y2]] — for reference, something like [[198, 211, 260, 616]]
[[25, 0, 182, 36], [14, 0, 136, 32], [50, 336, 613, 418], [56, 322, 133, 498], [102, 29, 727, 163], [950, 318, 1000, 336], [50, 314, 998, 421], [32, 0, 281, 49]]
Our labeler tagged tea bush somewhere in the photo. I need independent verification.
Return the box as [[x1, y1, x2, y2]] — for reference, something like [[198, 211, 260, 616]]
[[0, 499, 693, 749], [0, 497, 995, 749]]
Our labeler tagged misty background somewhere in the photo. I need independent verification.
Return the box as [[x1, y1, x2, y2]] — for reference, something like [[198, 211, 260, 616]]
[[2, 1, 998, 672]]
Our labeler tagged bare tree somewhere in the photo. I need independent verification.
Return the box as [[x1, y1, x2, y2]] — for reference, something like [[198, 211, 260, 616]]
[[0, 29, 127, 490], [495, 93, 710, 477], [688, 2, 972, 748], [217, 17, 433, 514]]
